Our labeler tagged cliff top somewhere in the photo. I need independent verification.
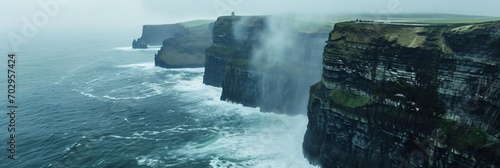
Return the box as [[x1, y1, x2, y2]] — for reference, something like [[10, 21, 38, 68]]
[[143, 19, 214, 28], [179, 20, 214, 28], [215, 15, 333, 34], [331, 20, 500, 55]]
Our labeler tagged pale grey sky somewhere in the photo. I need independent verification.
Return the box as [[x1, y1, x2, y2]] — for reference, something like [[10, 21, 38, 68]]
[[1, 0, 500, 31]]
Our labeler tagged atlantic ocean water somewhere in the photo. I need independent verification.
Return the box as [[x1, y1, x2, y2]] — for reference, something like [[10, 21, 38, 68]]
[[0, 28, 316, 168]]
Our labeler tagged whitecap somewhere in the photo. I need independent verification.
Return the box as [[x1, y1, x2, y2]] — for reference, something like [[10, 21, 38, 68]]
[[209, 157, 239, 168], [116, 62, 156, 70], [80, 91, 97, 98], [136, 156, 164, 167]]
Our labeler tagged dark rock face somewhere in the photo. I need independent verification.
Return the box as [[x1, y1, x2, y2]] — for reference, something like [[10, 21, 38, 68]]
[[203, 16, 262, 87], [303, 21, 500, 167], [203, 52, 234, 86], [203, 16, 329, 114], [220, 60, 320, 114]]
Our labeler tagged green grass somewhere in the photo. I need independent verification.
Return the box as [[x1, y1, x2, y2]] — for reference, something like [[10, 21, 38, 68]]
[[180, 20, 214, 28], [166, 20, 213, 50], [460, 128, 488, 147], [438, 119, 457, 133], [332, 21, 457, 55], [401, 18, 500, 24], [328, 88, 371, 108], [436, 119, 488, 148]]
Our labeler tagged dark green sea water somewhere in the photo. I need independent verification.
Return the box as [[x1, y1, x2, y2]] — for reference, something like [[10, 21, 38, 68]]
[[0, 29, 315, 168]]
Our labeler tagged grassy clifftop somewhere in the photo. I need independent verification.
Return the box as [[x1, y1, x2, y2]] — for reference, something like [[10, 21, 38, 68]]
[[331, 22, 450, 53], [330, 20, 500, 57]]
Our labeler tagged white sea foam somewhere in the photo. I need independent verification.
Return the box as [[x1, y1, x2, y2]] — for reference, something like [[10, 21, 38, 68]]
[[133, 131, 161, 136], [170, 76, 261, 117], [108, 135, 134, 140], [116, 62, 156, 70], [136, 156, 164, 167], [188, 114, 315, 168], [165, 67, 205, 73], [65, 59, 316, 168], [80, 92, 97, 98], [116, 62, 204, 74], [163, 74, 318, 168], [113, 46, 161, 51], [107, 134, 158, 141], [209, 157, 238, 168]]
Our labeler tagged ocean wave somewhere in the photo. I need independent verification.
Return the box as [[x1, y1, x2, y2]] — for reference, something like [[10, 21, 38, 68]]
[[162, 74, 317, 168], [52, 59, 316, 168], [113, 46, 161, 51], [115, 62, 204, 74]]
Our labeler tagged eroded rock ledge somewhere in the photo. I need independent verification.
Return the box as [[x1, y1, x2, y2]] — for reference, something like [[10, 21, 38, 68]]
[[303, 21, 500, 167]]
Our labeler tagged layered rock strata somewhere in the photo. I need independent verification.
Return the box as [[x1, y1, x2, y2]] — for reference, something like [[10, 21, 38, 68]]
[[303, 21, 500, 167]]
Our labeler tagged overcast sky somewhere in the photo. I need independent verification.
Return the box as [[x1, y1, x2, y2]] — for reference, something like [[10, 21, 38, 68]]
[[1, 0, 500, 31]]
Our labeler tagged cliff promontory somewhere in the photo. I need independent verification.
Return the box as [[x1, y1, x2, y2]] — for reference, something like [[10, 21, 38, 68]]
[[203, 15, 330, 114], [203, 16, 265, 87], [303, 21, 500, 167], [154, 20, 214, 68], [132, 23, 190, 49]]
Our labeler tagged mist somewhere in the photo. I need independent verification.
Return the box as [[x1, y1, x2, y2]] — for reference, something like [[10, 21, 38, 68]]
[[230, 15, 328, 114], [2, 0, 498, 52], [2, 0, 500, 31]]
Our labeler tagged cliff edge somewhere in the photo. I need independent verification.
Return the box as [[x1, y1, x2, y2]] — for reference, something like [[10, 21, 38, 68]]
[[303, 21, 500, 167]]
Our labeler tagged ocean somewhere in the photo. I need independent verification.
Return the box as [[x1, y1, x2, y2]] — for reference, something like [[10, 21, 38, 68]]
[[0, 29, 316, 168]]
